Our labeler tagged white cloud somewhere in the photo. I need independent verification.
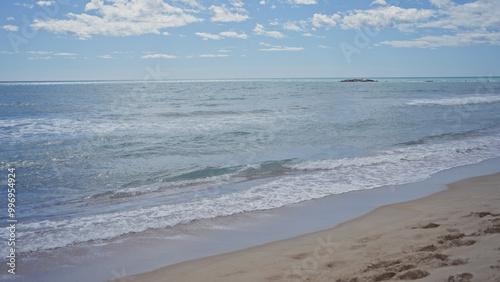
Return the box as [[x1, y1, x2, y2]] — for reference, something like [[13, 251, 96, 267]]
[[311, 0, 499, 49], [28, 56, 52, 60], [260, 1, 266, 5], [253, 24, 265, 33], [172, 0, 200, 7], [259, 42, 304, 51], [265, 31, 284, 39], [2, 25, 19, 32], [141, 53, 177, 59], [283, 21, 303, 32], [27, 51, 52, 55], [429, 0, 452, 9], [199, 54, 229, 57], [6, 17, 15, 21], [318, 45, 331, 49], [54, 52, 78, 56], [313, 6, 435, 30], [340, 6, 435, 30], [99, 55, 114, 59], [370, 0, 387, 6], [14, 3, 34, 9], [209, 3, 249, 22], [26, 51, 53, 59], [162, 31, 170, 36], [289, 0, 317, 4], [420, 0, 500, 30], [379, 31, 500, 48], [373, 0, 500, 48], [231, 0, 244, 8], [253, 24, 285, 39], [219, 31, 248, 39], [195, 32, 221, 40], [312, 13, 340, 28], [195, 31, 248, 40], [32, 0, 203, 39], [36, 1, 54, 6]]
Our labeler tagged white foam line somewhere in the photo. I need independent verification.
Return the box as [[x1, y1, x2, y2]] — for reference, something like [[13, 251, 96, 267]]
[[6, 133, 500, 255], [408, 95, 500, 106]]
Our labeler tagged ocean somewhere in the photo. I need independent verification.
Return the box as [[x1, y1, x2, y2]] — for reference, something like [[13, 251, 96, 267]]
[[1, 77, 500, 280]]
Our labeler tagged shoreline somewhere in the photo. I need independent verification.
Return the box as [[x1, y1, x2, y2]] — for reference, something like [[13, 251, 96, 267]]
[[125, 171, 500, 281], [7, 158, 500, 282]]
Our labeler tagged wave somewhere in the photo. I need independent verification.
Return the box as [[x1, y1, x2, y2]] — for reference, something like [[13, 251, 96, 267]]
[[0, 102, 37, 107], [397, 130, 479, 146], [0, 118, 125, 141], [407, 95, 500, 106], [158, 109, 276, 118], [7, 132, 500, 254], [0, 80, 146, 86], [83, 160, 294, 201], [0, 108, 280, 140]]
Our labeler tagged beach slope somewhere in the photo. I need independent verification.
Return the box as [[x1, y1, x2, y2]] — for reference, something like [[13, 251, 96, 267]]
[[125, 173, 500, 281]]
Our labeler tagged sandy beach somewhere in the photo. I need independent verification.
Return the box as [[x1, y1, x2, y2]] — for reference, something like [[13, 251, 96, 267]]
[[3, 0, 500, 280], [124, 172, 500, 282]]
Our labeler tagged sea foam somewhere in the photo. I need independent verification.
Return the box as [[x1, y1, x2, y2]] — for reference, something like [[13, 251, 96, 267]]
[[9, 132, 500, 254]]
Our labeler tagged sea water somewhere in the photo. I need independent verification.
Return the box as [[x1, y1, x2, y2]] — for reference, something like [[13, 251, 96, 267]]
[[1, 77, 500, 279]]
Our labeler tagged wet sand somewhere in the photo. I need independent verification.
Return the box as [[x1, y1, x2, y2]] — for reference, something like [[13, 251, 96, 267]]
[[124, 173, 500, 281]]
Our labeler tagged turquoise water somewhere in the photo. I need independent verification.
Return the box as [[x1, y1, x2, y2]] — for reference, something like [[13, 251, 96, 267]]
[[1, 78, 500, 259]]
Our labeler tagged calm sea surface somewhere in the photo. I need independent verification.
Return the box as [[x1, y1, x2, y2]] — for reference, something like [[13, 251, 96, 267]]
[[1, 77, 500, 259]]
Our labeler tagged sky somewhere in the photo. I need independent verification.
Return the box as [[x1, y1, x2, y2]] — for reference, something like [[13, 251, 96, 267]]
[[0, 0, 499, 81]]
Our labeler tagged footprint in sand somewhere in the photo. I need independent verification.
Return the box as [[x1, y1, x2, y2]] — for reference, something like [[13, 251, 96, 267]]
[[411, 222, 440, 229], [349, 244, 366, 250], [422, 222, 440, 229], [373, 272, 396, 281], [417, 245, 437, 252], [485, 224, 500, 234], [290, 253, 308, 260], [468, 211, 500, 218], [326, 260, 348, 269], [397, 269, 429, 280], [363, 260, 402, 273], [438, 232, 465, 244], [447, 272, 473, 282], [437, 231, 476, 249]]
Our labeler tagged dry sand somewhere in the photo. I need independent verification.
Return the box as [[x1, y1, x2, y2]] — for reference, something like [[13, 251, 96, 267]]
[[122, 173, 500, 282]]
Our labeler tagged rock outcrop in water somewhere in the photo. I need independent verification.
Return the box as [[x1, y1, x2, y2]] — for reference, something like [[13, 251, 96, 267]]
[[340, 78, 377, 82]]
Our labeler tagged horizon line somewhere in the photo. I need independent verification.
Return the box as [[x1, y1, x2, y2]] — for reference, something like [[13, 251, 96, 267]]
[[1, 75, 500, 83]]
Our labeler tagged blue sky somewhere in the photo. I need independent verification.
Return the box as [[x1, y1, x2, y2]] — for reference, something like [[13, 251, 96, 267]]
[[0, 0, 499, 80]]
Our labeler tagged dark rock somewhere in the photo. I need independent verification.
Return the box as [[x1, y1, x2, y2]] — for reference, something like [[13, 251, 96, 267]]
[[339, 78, 377, 82]]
